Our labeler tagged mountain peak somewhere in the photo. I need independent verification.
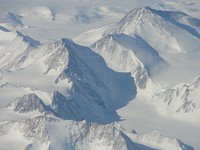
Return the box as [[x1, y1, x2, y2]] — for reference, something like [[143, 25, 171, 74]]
[[129, 6, 152, 14], [7, 94, 49, 113], [46, 38, 76, 54], [153, 74, 200, 114], [103, 7, 156, 36], [0, 116, 142, 150], [54, 38, 75, 47], [16, 31, 40, 46]]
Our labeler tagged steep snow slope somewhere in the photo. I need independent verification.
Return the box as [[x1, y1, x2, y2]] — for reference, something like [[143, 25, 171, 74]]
[[0, 26, 39, 71], [91, 35, 144, 90], [91, 33, 166, 94], [153, 75, 200, 117], [76, 7, 200, 86], [120, 129, 194, 150], [150, 9, 200, 38], [0, 116, 138, 150], [0, 3, 199, 149], [0, 115, 193, 150], [131, 130, 194, 150], [77, 7, 200, 60], [0, 37, 136, 123], [76, 6, 200, 91], [103, 7, 200, 56], [92, 33, 166, 73], [74, 26, 109, 46], [43, 39, 136, 123], [7, 93, 52, 114], [74, 7, 200, 149]]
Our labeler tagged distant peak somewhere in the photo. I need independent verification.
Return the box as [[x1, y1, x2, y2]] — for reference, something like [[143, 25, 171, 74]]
[[48, 38, 79, 53], [16, 31, 40, 46], [103, 6, 160, 36], [128, 6, 153, 15]]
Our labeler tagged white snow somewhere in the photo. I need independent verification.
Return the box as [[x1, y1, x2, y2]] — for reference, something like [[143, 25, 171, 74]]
[[0, 0, 200, 149]]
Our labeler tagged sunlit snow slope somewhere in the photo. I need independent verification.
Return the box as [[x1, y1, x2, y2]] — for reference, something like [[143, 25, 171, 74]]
[[0, 1, 200, 149]]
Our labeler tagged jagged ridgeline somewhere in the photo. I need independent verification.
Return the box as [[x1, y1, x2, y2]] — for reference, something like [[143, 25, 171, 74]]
[[0, 5, 199, 150]]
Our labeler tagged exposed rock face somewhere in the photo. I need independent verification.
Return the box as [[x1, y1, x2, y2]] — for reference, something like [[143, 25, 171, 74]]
[[51, 91, 84, 120], [153, 75, 200, 113], [0, 116, 140, 150], [133, 130, 194, 150], [50, 39, 136, 123], [7, 94, 49, 113], [0, 116, 194, 150]]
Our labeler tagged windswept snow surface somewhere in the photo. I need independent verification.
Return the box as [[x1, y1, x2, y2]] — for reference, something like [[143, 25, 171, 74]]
[[1, 0, 199, 41], [0, 0, 200, 150]]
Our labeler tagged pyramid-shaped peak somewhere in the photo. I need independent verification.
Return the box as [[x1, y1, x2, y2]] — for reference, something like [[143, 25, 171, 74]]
[[122, 6, 158, 22], [133, 6, 152, 12], [60, 38, 73, 44], [49, 38, 76, 50], [7, 94, 48, 113], [104, 7, 158, 36], [126, 6, 154, 17]]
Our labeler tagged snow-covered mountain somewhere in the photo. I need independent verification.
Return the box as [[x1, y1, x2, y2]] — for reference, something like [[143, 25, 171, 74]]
[[74, 7, 200, 149], [0, 26, 195, 149], [0, 26, 39, 71], [77, 7, 200, 64], [103, 7, 200, 55], [131, 130, 194, 150], [87, 7, 185, 92], [44, 39, 136, 123], [1, 82, 194, 149], [91, 33, 166, 91], [0, 2, 200, 149], [150, 9, 200, 37], [7, 93, 51, 114], [0, 115, 193, 150], [0, 116, 138, 150], [0, 33, 136, 124], [76, 6, 200, 96], [153, 75, 200, 115]]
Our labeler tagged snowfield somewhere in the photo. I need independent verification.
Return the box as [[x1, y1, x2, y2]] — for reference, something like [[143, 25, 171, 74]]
[[0, 0, 200, 149]]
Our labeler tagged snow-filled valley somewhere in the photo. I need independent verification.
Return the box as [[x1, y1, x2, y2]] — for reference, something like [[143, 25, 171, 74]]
[[0, 0, 200, 150]]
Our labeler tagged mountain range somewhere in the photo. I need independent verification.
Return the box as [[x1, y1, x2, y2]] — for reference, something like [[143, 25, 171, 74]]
[[0, 5, 200, 150]]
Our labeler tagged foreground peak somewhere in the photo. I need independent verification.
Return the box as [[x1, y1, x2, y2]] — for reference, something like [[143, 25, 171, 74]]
[[48, 38, 76, 50], [56, 38, 74, 46]]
